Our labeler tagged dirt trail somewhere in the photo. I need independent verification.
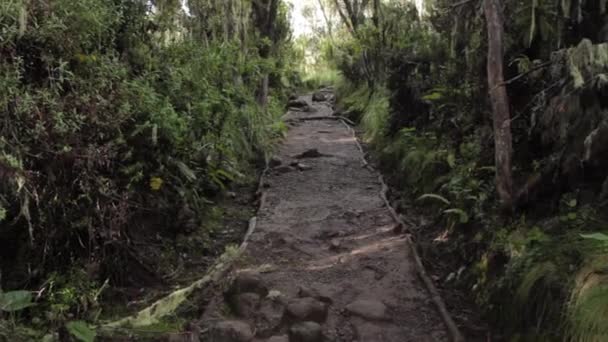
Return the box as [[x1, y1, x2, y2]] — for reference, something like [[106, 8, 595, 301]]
[[200, 93, 454, 342]]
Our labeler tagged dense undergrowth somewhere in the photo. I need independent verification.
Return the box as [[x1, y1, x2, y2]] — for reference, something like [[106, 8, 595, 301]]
[[0, 0, 297, 339], [301, 0, 608, 340]]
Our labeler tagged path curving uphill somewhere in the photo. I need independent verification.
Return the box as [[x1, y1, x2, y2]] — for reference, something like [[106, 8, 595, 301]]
[[200, 92, 458, 342]]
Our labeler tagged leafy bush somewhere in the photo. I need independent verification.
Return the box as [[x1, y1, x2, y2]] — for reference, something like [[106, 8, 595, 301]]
[[0, 0, 294, 329]]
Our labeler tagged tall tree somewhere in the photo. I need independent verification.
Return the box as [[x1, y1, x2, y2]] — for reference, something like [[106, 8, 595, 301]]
[[252, 0, 280, 107], [317, 0, 335, 42], [331, 0, 370, 36], [484, 0, 514, 211]]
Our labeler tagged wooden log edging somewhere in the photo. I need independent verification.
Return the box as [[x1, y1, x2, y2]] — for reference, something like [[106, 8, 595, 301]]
[[339, 118, 465, 342]]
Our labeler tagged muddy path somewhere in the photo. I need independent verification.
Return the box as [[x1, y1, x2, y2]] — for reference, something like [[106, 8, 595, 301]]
[[200, 93, 461, 342]]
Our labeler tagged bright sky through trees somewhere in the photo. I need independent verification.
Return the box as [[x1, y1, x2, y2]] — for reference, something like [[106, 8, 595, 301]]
[[286, 0, 425, 37], [286, 0, 321, 37]]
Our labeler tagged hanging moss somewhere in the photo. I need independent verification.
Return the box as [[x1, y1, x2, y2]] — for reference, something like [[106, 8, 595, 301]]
[[563, 39, 608, 89]]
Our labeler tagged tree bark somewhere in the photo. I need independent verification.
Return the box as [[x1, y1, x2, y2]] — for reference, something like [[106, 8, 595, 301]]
[[252, 0, 279, 108], [484, 0, 514, 212], [332, 0, 356, 35], [372, 0, 380, 28]]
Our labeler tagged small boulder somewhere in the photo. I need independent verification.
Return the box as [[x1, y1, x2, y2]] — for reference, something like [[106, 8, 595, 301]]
[[286, 297, 328, 323], [298, 285, 334, 304], [288, 99, 309, 109], [209, 321, 253, 342], [226, 272, 268, 298], [269, 156, 283, 168], [273, 165, 295, 174], [289, 321, 323, 342], [234, 292, 260, 318], [257, 298, 286, 337], [392, 223, 404, 234], [345, 299, 387, 321], [294, 149, 325, 159], [267, 335, 289, 342], [312, 92, 328, 102], [329, 239, 341, 252], [297, 163, 313, 171]]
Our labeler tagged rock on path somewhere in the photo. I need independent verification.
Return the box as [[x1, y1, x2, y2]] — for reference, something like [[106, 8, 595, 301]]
[[200, 94, 450, 341]]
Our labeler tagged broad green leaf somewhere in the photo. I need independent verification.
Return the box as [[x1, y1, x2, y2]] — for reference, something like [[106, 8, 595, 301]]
[[0, 290, 35, 312], [567, 212, 577, 220], [443, 208, 470, 224], [66, 321, 96, 342], [422, 92, 442, 101], [580, 233, 608, 241], [176, 161, 197, 181], [567, 199, 577, 207], [447, 153, 456, 168]]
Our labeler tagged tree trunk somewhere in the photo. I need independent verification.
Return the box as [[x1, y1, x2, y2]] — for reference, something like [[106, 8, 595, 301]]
[[332, 0, 356, 35], [484, 0, 514, 212], [372, 0, 380, 28], [252, 0, 278, 108]]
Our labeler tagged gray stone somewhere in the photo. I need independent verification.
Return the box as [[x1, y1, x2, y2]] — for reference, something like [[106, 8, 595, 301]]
[[393, 223, 404, 234], [312, 92, 328, 102], [298, 285, 334, 304], [297, 163, 313, 171], [234, 292, 260, 318], [286, 297, 328, 323], [288, 99, 309, 108], [273, 165, 295, 174], [209, 321, 253, 342], [345, 299, 388, 321], [267, 335, 289, 342], [257, 299, 285, 337], [269, 156, 283, 168], [329, 240, 341, 251], [227, 272, 268, 298], [295, 149, 324, 159], [289, 321, 323, 342]]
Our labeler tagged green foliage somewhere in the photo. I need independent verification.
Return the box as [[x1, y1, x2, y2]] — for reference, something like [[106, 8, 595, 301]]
[[0, 0, 295, 332], [0, 291, 35, 312], [41, 269, 105, 323], [568, 285, 608, 342], [327, 0, 608, 340], [66, 321, 96, 342], [417, 194, 451, 205], [580, 232, 608, 242]]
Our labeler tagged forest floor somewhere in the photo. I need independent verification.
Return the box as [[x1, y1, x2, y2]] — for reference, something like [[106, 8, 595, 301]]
[[198, 93, 454, 342]]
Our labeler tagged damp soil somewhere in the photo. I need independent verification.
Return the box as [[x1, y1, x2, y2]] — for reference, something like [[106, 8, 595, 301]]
[[199, 94, 457, 341]]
